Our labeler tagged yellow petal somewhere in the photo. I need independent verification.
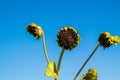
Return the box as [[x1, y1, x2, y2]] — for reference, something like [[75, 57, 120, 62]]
[[29, 23, 37, 27], [111, 36, 120, 45], [104, 32, 111, 37]]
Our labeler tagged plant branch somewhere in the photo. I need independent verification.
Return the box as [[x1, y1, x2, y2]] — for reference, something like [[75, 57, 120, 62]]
[[57, 48, 65, 72], [55, 48, 65, 80], [73, 44, 100, 80], [41, 31, 50, 63]]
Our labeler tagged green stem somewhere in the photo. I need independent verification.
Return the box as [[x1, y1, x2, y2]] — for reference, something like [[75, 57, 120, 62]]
[[55, 48, 65, 80], [57, 48, 65, 72], [73, 44, 100, 80], [41, 31, 50, 63]]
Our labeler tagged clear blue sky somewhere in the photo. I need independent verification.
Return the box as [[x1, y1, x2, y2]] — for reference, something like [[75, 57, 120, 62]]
[[0, 0, 120, 80]]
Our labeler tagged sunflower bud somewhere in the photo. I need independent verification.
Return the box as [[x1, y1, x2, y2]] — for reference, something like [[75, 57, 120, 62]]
[[98, 32, 120, 48], [83, 68, 98, 80], [57, 26, 80, 50], [26, 23, 42, 39]]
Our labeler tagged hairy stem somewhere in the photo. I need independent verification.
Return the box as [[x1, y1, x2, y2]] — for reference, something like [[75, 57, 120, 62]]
[[73, 44, 100, 80], [41, 31, 50, 63]]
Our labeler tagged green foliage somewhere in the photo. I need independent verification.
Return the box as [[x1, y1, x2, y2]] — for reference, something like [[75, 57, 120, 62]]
[[45, 61, 58, 80]]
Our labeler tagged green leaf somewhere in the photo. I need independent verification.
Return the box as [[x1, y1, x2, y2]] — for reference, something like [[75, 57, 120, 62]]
[[45, 61, 58, 79]]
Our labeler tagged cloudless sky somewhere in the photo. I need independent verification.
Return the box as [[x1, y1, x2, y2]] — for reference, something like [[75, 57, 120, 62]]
[[0, 0, 120, 80]]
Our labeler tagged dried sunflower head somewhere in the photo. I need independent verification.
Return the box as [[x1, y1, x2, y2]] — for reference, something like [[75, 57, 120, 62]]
[[26, 23, 42, 39], [98, 32, 120, 48], [57, 26, 80, 50], [98, 32, 111, 48], [83, 68, 98, 80]]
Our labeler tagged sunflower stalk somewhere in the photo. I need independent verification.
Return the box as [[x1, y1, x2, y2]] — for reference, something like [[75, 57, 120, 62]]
[[57, 48, 65, 72], [41, 30, 50, 63], [55, 48, 65, 80], [73, 44, 100, 80]]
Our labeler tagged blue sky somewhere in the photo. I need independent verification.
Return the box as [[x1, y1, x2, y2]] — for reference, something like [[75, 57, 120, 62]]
[[0, 0, 120, 80]]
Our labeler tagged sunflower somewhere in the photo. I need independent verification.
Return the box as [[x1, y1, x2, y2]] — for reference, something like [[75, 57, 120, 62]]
[[57, 26, 80, 50], [26, 23, 42, 39]]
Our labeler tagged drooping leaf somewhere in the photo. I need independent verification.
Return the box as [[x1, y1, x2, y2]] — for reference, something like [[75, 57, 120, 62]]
[[45, 61, 58, 79]]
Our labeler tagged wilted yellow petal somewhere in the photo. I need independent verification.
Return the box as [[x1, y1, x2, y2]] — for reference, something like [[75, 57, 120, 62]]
[[79, 68, 98, 80], [111, 36, 120, 45], [29, 23, 37, 27], [45, 61, 58, 79], [104, 32, 111, 37]]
